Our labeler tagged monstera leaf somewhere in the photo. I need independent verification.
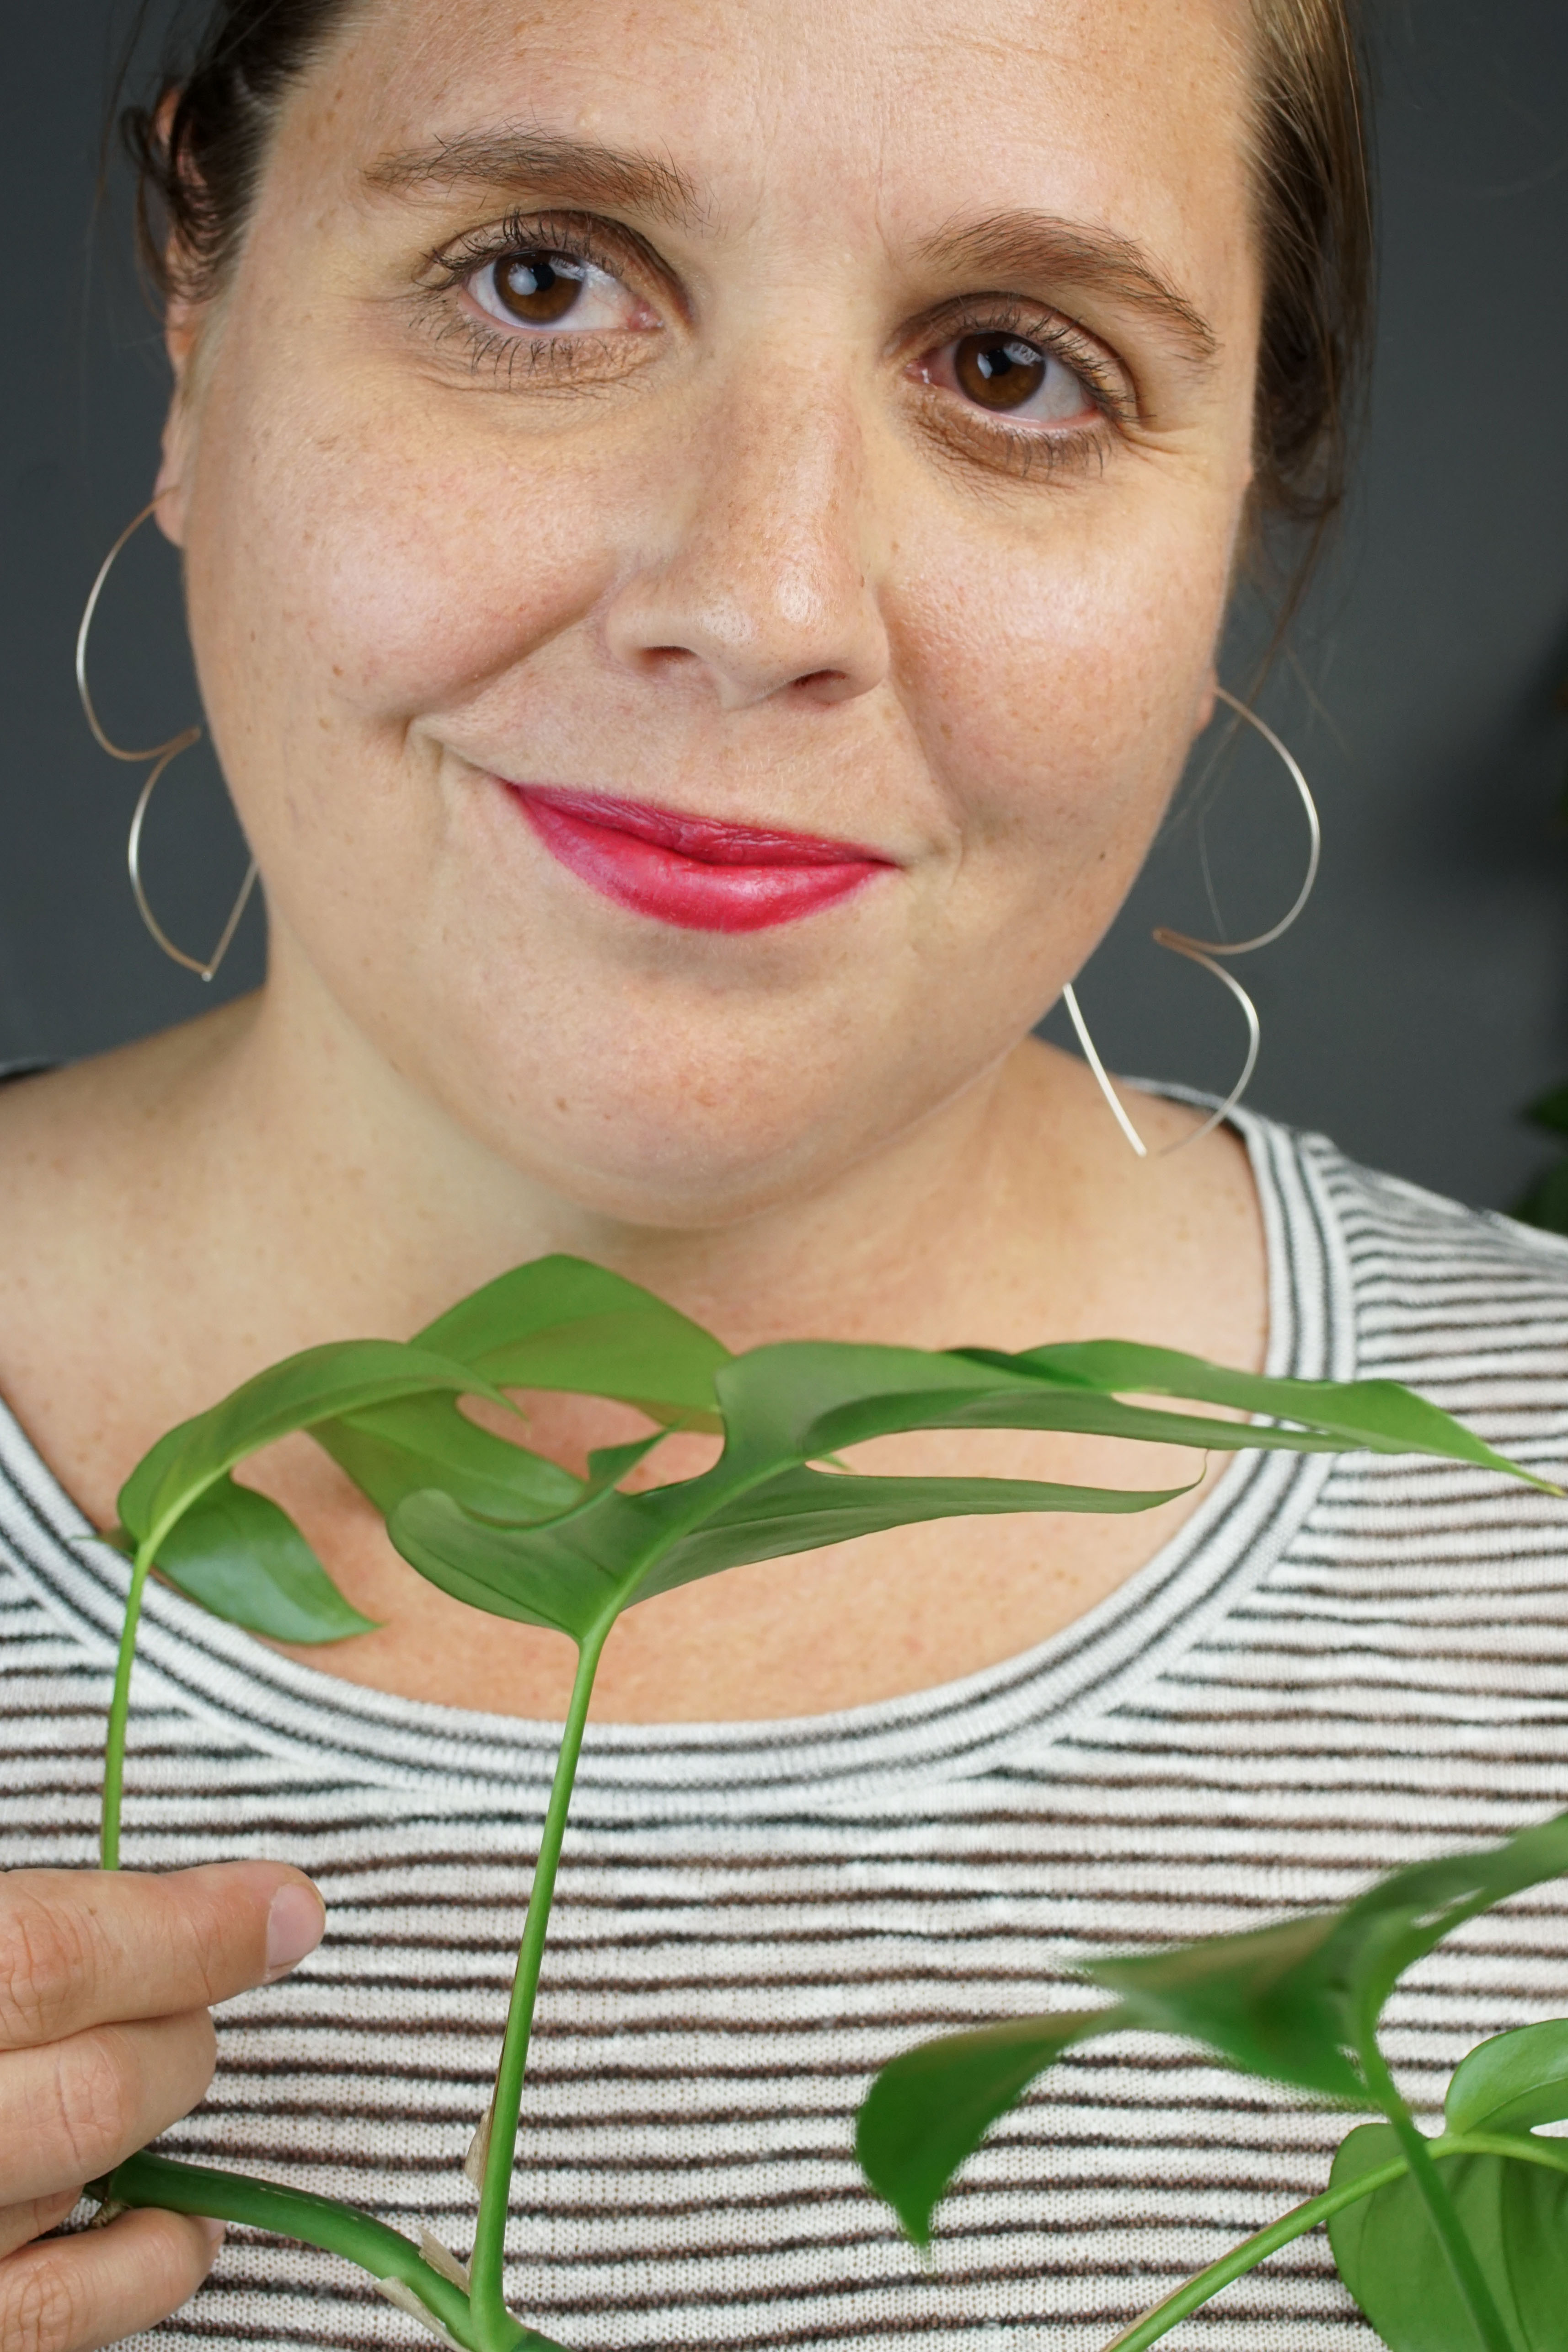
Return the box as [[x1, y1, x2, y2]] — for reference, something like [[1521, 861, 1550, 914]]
[[148, 1474, 378, 1643], [412, 1254, 732, 1427], [120, 1255, 731, 1642], [97, 1255, 1560, 2352]]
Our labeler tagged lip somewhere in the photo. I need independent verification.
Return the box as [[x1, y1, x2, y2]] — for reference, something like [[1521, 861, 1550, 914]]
[[504, 784, 894, 932]]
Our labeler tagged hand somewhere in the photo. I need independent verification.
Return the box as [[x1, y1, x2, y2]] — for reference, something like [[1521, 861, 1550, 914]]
[[0, 1862, 324, 2352]]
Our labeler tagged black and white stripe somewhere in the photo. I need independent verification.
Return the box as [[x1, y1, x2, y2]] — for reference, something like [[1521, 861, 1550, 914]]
[[4, 1111, 1568, 2352]]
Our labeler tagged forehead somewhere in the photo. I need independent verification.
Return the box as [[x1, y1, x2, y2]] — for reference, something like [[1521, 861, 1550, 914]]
[[316, 0, 1255, 268]]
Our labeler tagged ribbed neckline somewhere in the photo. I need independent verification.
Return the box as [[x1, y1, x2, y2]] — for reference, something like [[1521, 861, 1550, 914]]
[[0, 1107, 1355, 1819]]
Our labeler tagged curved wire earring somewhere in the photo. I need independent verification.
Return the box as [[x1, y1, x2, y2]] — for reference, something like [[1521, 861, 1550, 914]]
[[76, 498, 258, 982], [1060, 685, 1321, 1159]]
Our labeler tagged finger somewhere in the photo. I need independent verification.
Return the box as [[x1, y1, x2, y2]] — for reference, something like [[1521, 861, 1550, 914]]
[[0, 2194, 77, 2264], [0, 2205, 223, 2352], [0, 1864, 324, 2051], [0, 2011, 215, 2209]]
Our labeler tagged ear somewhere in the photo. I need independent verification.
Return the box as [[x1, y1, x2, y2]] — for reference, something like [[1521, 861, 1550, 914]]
[[150, 88, 199, 549]]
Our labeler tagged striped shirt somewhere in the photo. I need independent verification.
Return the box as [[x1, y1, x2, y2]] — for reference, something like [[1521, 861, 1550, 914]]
[[4, 1109, 1568, 2352]]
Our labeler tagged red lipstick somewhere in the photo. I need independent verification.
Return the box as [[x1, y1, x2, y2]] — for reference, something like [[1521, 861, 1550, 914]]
[[508, 785, 892, 932]]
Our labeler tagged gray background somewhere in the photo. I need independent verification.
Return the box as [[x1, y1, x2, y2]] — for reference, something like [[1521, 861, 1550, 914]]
[[3, 0, 1566, 1211]]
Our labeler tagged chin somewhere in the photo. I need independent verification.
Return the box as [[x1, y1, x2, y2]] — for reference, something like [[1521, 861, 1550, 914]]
[[419, 1007, 945, 1232], [522, 1082, 884, 1229]]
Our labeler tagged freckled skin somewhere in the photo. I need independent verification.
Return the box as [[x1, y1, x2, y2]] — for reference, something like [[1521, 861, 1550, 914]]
[[156, 0, 1258, 1222], [0, 0, 1272, 1720]]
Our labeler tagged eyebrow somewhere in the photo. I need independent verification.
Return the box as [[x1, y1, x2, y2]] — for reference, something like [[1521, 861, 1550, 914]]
[[918, 213, 1219, 370], [364, 141, 1218, 370], [364, 131, 706, 236]]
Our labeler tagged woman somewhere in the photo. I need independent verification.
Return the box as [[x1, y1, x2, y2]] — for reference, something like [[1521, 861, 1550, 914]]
[[0, 0, 1563, 2343]]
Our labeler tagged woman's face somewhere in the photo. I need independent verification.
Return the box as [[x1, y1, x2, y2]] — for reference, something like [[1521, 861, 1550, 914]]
[[161, 0, 1261, 1225]]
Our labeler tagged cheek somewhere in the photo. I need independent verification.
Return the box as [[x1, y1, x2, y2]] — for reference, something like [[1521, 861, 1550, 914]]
[[180, 352, 626, 815], [895, 483, 1233, 919]]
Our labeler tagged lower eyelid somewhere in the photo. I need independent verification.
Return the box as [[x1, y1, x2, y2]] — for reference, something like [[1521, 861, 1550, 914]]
[[915, 351, 1107, 430]]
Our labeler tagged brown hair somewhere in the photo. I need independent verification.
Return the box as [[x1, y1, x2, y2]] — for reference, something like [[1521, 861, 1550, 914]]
[[122, 0, 1372, 578]]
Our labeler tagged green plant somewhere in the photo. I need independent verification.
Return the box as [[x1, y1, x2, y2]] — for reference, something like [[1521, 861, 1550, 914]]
[[1514, 1083, 1568, 1235], [857, 1819, 1568, 2352], [85, 1254, 1555, 2352]]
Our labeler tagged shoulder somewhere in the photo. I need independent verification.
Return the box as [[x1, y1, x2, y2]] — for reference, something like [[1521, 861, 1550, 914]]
[[1265, 1116, 1568, 1467]]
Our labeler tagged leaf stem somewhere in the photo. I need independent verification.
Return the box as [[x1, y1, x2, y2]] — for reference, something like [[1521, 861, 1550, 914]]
[[1094, 2156, 1407, 2352], [1360, 2040, 1519, 2352], [467, 1620, 610, 2349], [101, 1543, 155, 1870], [1097, 2126, 1568, 2352], [91, 2150, 560, 2352]]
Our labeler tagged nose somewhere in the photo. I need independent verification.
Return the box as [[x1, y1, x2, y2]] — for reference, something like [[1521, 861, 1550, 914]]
[[600, 356, 891, 711]]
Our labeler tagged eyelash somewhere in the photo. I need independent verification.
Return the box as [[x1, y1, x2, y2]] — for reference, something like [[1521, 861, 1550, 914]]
[[418, 213, 1133, 465], [419, 211, 649, 382], [911, 298, 1133, 474]]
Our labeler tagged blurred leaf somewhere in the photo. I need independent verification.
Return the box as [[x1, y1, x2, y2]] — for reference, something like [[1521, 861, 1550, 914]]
[[1089, 1911, 1362, 2102], [856, 2009, 1114, 2246], [415, 1255, 730, 1427], [1447, 2021, 1568, 2140], [152, 1475, 377, 1643], [119, 1339, 512, 1551], [1512, 1156, 1568, 1236], [1522, 1083, 1568, 1141], [1095, 1815, 1568, 2102], [1319, 1817, 1568, 2058], [315, 1393, 582, 1522], [856, 1814, 1568, 2245], [1327, 2125, 1568, 2352]]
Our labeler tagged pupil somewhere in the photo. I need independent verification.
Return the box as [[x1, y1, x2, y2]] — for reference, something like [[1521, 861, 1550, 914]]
[[954, 333, 1047, 412], [495, 253, 583, 325]]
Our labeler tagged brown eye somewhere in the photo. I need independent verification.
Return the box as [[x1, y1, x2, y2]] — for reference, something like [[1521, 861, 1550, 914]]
[[492, 252, 587, 325], [953, 333, 1049, 411]]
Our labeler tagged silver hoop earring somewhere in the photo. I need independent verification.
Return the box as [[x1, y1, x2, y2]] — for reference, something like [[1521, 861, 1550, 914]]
[[76, 499, 258, 982], [1060, 685, 1321, 1159]]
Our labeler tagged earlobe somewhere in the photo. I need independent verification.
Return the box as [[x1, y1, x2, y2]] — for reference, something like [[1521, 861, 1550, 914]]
[[153, 435, 188, 547], [1192, 666, 1219, 737], [155, 317, 197, 547]]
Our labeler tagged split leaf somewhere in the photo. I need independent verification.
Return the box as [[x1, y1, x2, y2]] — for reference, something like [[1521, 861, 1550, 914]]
[[119, 1339, 513, 1554], [392, 1461, 1189, 1648], [1446, 2020, 1568, 2141], [957, 1341, 1557, 1491], [315, 1393, 583, 1522], [414, 1255, 731, 1429]]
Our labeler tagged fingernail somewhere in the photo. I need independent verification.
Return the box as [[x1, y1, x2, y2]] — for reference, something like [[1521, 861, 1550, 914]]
[[198, 2216, 227, 2250], [265, 1882, 325, 1980]]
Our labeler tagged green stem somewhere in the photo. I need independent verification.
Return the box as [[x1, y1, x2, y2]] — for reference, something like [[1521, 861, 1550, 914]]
[[1097, 2128, 1568, 2352], [467, 1621, 611, 2349], [101, 1543, 155, 1870], [91, 2150, 561, 2352], [1361, 2040, 1519, 2352], [1097, 2156, 1409, 2352]]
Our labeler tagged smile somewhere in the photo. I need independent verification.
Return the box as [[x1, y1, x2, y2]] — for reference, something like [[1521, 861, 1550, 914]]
[[504, 784, 894, 932]]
